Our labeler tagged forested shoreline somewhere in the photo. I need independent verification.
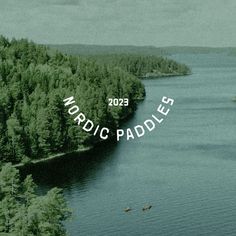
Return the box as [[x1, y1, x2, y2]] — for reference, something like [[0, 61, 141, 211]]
[[88, 54, 190, 78], [0, 36, 190, 166]]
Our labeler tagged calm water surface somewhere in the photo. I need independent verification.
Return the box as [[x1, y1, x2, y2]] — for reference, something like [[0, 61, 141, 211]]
[[24, 53, 236, 236]]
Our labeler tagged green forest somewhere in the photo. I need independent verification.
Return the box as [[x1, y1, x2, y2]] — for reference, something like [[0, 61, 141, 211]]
[[0, 163, 70, 236], [0, 36, 189, 166]]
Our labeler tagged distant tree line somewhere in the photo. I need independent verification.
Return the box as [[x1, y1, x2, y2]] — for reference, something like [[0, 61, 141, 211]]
[[88, 54, 191, 77]]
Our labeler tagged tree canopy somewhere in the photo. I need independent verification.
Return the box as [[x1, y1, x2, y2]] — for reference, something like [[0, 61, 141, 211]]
[[0, 163, 70, 236]]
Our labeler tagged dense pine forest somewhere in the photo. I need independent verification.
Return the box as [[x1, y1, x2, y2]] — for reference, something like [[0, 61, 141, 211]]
[[0, 36, 190, 166], [0, 36, 145, 165]]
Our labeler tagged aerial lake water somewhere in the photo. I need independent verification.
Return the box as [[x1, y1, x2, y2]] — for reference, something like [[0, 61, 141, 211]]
[[24, 53, 236, 236]]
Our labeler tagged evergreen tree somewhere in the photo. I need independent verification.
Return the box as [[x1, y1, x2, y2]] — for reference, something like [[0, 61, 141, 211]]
[[0, 164, 70, 235]]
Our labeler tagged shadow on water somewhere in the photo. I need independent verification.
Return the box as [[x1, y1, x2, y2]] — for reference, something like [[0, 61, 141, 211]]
[[21, 139, 119, 193], [20, 99, 144, 193]]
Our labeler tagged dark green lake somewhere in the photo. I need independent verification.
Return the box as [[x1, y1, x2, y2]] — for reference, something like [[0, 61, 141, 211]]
[[24, 53, 236, 236]]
